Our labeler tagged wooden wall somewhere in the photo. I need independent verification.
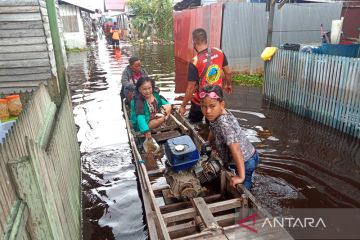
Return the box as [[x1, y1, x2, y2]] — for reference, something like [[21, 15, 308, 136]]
[[0, 0, 67, 95], [1, 85, 81, 239]]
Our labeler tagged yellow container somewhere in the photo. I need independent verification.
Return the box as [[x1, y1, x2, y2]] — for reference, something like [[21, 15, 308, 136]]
[[261, 47, 277, 61]]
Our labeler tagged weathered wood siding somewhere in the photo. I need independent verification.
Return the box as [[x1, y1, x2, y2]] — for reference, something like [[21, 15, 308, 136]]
[[1, 85, 81, 239], [38, 0, 68, 87], [0, 1, 50, 93], [264, 50, 360, 139], [0, 0, 67, 94]]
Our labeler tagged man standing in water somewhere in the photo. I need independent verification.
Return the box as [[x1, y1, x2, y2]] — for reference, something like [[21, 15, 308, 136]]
[[178, 28, 232, 122], [110, 22, 121, 48]]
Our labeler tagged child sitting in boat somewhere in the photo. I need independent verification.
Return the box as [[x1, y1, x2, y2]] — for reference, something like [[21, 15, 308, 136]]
[[199, 85, 260, 189], [131, 77, 171, 139]]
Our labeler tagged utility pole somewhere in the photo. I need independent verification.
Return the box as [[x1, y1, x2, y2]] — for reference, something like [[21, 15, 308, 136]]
[[46, 0, 67, 100], [266, 0, 276, 47], [266, 0, 289, 47]]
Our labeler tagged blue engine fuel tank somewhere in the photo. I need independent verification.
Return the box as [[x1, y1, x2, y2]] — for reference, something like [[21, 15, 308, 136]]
[[165, 135, 200, 172]]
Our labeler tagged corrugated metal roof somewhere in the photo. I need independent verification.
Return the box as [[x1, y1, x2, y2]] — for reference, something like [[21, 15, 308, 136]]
[[201, 0, 217, 5], [104, 0, 126, 11], [60, 0, 96, 12]]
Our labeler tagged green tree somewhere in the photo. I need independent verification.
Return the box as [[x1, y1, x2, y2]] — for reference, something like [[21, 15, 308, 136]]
[[128, 0, 173, 40]]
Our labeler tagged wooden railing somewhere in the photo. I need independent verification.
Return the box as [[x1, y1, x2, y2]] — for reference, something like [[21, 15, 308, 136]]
[[264, 50, 360, 139], [1, 85, 81, 239]]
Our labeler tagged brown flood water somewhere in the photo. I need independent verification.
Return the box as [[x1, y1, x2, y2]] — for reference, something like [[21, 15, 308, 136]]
[[67, 40, 360, 240], [225, 87, 360, 213]]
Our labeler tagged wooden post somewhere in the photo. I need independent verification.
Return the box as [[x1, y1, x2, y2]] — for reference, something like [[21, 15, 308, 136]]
[[36, 101, 57, 148], [266, 0, 275, 47], [8, 158, 53, 239], [220, 170, 226, 196], [45, 0, 67, 99], [264, 0, 276, 94], [4, 200, 29, 240], [191, 197, 220, 230]]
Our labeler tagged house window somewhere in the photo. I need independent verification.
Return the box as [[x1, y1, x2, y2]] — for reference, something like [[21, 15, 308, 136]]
[[62, 15, 79, 32]]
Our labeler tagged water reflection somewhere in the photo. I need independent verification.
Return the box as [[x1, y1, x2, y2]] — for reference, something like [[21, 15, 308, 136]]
[[68, 41, 147, 240]]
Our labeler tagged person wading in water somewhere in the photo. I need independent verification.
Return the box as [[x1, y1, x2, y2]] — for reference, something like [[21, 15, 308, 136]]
[[178, 28, 232, 123]]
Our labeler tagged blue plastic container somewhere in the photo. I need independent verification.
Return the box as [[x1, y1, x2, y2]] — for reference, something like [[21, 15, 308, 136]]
[[320, 44, 360, 58], [0, 120, 15, 144], [165, 135, 200, 172], [0, 120, 15, 132], [0, 130, 6, 144]]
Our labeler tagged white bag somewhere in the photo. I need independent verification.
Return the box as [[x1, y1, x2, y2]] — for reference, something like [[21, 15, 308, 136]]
[[143, 137, 160, 154]]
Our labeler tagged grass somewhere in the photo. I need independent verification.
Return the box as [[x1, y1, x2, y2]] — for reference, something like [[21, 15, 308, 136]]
[[66, 47, 90, 53], [232, 74, 263, 87]]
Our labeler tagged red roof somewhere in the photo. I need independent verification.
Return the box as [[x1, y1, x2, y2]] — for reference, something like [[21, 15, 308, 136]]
[[104, 0, 126, 11]]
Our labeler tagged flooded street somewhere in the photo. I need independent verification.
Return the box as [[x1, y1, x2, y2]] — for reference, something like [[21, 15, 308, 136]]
[[67, 40, 360, 239], [225, 88, 360, 213], [68, 42, 148, 240]]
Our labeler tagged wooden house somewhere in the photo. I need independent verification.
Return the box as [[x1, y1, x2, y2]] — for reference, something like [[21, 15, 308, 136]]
[[1, 2, 82, 239], [58, 0, 96, 49], [0, 0, 67, 96]]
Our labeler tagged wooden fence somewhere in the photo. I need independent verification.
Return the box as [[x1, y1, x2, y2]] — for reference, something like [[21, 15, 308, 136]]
[[0, 85, 81, 239], [264, 50, 360, 139]]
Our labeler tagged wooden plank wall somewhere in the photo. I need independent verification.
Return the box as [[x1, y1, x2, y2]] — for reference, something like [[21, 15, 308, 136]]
[[38, 0, 58, 78], [0, 0, 68, 95], [0, 85, 81, 239], [0, 0, 53, 93], [264, 50, 360, 139], [45, 90, 81, 239], [0, 85, 52, 238]]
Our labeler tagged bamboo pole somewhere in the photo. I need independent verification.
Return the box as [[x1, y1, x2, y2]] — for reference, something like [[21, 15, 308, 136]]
[[170, 113, 188, 133]]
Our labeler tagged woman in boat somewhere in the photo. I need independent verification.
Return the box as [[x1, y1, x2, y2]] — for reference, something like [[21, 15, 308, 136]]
[[131, 77, 171, 139], [121, 56, 148, 101], [200, 85, 260, 189]]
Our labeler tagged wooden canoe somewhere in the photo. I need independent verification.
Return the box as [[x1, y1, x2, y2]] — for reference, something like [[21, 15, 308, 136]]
[[123, 100, 293, 240]]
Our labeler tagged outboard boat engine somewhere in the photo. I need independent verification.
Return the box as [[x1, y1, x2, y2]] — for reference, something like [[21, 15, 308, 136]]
[[165, 170, 203, 199], [164, 136, 223, 200], [164, 136, 202, 199], [165, 135, 200, 172], [194, 158, 222, 184]]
